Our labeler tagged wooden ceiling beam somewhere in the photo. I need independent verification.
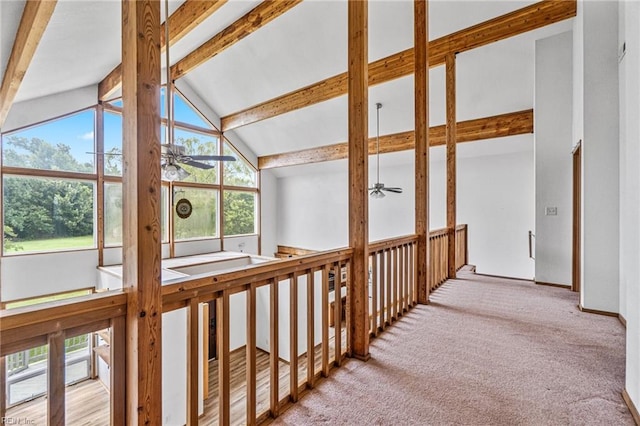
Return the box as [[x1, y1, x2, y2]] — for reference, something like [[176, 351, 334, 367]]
[[98, 0, 228, 101], [222, 0, 575, 131], [258, 109, 533, 170], [0, 0, 58, 128], [171, 0, 303, 80]]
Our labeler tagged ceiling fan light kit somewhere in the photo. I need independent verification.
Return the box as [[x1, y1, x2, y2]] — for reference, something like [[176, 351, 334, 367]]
[[369, 103, 403, 199]]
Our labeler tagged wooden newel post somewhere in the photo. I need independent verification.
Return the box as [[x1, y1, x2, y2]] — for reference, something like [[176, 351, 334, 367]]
[[121, 0, 163, 424], [348, 0, 370, 361], [415, 0, 430, 304], [446, 53, 457, 278]]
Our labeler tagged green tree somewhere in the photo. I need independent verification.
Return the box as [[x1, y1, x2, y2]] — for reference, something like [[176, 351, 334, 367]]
[[3, 136, 94, 243], [223, 191, 255, 236]]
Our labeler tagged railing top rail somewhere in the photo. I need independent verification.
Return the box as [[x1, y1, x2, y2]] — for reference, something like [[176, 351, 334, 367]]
[[455, 224, 468, 231], [161, 247, 353, 309], [1, 290, 126, 355], [0, 290, 126, 332], [368, 234, 419, 253], [430, 228, 449, 238]]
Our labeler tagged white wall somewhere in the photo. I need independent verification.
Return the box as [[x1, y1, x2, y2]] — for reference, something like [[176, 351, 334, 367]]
[[260, 169, 278, 257], [574, 0, 620, 313], [274, 140, 535, 279], [0, 250, 99, 301], [620, 0, 640, 413], [534, 31, 573, 286], [2, 85, 97, 133]]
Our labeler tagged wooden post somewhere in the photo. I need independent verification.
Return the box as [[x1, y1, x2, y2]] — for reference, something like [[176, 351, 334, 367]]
[[415, 0, 430, 304], [0, 356, 5, 421], [446, 53, 457, 278], [246, 284, 257, 424], [48, 331, 65, 425], [306, 270, 315, 387], [121, 0, 162, 424], [187, 299, 199, 425], [269, 279, 280, 417], [347, 0, 370, 361], [289, 274, 299, 401], [217, 291, 231, 425], [110, 316, 126, 425]]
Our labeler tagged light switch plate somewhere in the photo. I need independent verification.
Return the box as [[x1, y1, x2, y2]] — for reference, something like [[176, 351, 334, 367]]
[[545, 207, 558, 216]]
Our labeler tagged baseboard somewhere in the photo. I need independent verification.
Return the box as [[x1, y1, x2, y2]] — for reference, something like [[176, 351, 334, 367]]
[[623, 389, 640, 425], [475, 273, 533, 282], [534, 280, 571, 289], [619, 314, 627, 328], [578, 304, 619, 318]]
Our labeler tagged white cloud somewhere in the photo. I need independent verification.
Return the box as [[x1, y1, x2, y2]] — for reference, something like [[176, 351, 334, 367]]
[[80, 131, 94, 141]]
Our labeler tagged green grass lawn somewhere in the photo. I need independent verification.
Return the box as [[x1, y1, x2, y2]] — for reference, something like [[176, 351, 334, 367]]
[[7, 235, 94, 254]]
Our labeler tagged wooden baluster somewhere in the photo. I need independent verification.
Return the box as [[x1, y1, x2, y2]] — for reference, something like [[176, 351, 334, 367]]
[[290, 273, 299, 402], [306, 269, 315, 388], [48, 331, 65, 426], [269, 278, 280, 417], [110, 316, 125, 425], [218, 291, 231, 426], [399, 244, 405, 315], [380, 250, 386, 329], [344, 261, 352, 358], [0, 356, 5, 421], [391, 247, 397, 320], [333, 262, 342, 366], [246, 284, 257, 424], [321, 267, 330, 377], [404, 244, 410, 309], [371, 251, 378, 336], [386, 249, 392, 324], [187, 299, 199, 425]]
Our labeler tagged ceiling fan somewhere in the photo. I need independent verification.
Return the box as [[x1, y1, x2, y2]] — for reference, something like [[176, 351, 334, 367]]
[[161, 143, 235, 181], [369, 103, 403, 199]]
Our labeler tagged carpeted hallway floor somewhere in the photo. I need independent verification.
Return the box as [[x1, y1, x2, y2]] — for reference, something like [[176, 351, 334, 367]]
[[273, 268, 633, 425]]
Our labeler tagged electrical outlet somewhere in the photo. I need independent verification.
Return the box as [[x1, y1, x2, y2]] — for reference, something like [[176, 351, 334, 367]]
[[545, 207, 558, 216]]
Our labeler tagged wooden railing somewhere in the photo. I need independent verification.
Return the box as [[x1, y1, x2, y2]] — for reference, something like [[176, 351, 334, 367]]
[[161, 247, 353, 425], [368, 225, 469, 336], [368, 235, 418, 336], [0, 291, 127, 424], [0, 225, 468, 425]]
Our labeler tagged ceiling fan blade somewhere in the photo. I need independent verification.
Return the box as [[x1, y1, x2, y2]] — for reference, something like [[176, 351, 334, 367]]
[[180, 160, 215, 169], [383, 187, 403, 193], [188, 155, 236, 162]]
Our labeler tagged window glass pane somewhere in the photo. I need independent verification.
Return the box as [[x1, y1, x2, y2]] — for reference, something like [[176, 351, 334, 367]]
[[223, 143, 256, 187], [170, 128, 219, 184], [2, 110, 95, 173], [174, 92, 212, 129], [105, 183, 168, 246], [174, 187, 218, 240], [104, 182, 123, 246], [104, 111, 123, 176], [3, 176, 95, 254], [223, 191, 256, 236]]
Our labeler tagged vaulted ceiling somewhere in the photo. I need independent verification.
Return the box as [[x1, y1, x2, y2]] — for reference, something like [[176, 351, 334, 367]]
[[0, 0, 573, 172]]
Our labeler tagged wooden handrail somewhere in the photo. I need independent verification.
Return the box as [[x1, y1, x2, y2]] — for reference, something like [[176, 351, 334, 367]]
[[161, 247, 353, 311], [0, 291, 126, 356]]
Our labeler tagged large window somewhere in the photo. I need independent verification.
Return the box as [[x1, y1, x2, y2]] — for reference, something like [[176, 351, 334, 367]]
[[224, 190, 256, 236], [174, 187, 218, 240], [2, 110, 95, 174], [3, 176, 95, 253], [2, 110, 97, 254], [1, 88, 260, 256]]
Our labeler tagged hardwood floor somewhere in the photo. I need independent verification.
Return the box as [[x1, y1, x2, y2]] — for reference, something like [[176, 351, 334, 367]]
[[5, 327, 347, 425]]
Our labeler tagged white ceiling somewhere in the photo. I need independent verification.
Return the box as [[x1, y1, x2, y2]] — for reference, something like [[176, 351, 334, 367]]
[[0, 0, 573, 165]]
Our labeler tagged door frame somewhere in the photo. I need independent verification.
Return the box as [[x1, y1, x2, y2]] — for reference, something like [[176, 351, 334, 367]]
[[572, 141, 582, 293]]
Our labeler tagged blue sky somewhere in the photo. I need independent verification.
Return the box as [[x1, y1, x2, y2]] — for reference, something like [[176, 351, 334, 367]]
[[5, 91, 214, 170]]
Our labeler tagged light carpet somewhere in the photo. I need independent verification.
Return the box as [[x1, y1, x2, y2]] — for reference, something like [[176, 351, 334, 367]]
[[273, 268, 633, 425]]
